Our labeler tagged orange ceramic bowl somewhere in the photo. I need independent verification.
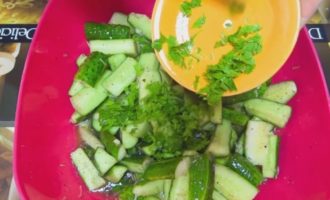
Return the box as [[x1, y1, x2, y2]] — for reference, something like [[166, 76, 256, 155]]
[[152, 0, 300, 96]]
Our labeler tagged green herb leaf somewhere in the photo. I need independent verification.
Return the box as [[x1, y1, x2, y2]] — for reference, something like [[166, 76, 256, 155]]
[[180, 0, 202, 16], [193, 15, 206, 29], [152, 34, 167, 51], [193, 76, 200, 90]]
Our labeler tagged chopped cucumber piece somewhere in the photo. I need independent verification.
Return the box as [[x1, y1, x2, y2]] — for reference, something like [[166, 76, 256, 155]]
[[108, 54, 127, 71], [128, 13, 152, 39], [76, 54, 87, 66], [79, 126, 104, 149], [75, 52, 108, 87], [85, 22, 131, 40], [138, 53, 161, 100], [175, 157, 191, 178], [103, 57, 137, 97], [262, 81, 297, 103], [189, 155, 213, 200], [235, 134, 245, 155], [133, 34, 153, 53], [244, 98, 292, 128], [133, 180, 165, 197], [262, 135, 280, 178], [222, 108, 249, 126], [92, 113, 101, 131], [105, 165, 128, 183], [143, 157, 182, 181], [109, 12, 134, 32], [69, 80, 85, 96], [121, 157, 151, 173], [229, 129, 238, 150], [245, 120, 273, 166], [121, 126, 139, 149], [210, 100, 222, 124], [163, 179, 172, 200], [214, 165, 258, 200], [207, 119, 232, 157], [225, 154, 263, 187], [100, 131, 126, 160], [89, 39, 137, 56], [70, 87, 107, 115], [71, 148, 106, 190], [94, 148, 117, 175]]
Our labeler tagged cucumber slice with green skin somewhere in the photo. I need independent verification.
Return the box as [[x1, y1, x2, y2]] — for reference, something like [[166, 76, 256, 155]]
[[225, 154, 264, 187], [138, 53, 162, 101], [133, 180, 165, 197], [109, 12, 134, 33], [85, 22, 131, 40], [121, 126, 139, 149], [105, 165, 128, 183], [76, 54, 87, 67], [210, 100, 222, 124], [222, 82, 269, 105], [245, 120, 273, 166], [69, 80, 85, 96], [222, 108, 249, 126], [214, 165, 258, 200], [189, 155, 213, 200], [70, 87, 107, 115], [244, 98, 292, 128], [212, 190, 227, 200], [207, 119, 232, 157], [92, 113, 101, 131], [94, 148, 117, 175], [262, 81, 297, 104], [143, 157, 182, 181], [128, 13, 152, 39], [121, 157, 151, 173], [139, 196, 161, 200], [79, 126, 104, 149], [71, 148, 106, 190], [163, 179, 172, 200], [89, 39, 137, 56], [108, 54, 126, 71], [75, 52, 109, 87], [235, 134, 245, 155], [103, 57, 137, 97], [262, 135, 280, 178], [94, 70, 112, 94], [100, 131, 127, 160]]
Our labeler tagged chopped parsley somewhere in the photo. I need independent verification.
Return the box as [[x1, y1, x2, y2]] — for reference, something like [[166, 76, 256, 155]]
[[193, 15, 206, 29], [180, 0, 202, 16], [201, 24, 262, 105], [152, 34, 167, 51]]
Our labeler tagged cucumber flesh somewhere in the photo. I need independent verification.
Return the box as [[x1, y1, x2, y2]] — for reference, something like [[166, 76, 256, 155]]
[[70, 87, 107, 115], [207, 119, 232, 157], [210, 100, 222, 124], [245, 120, 273, 166], [262, 135, 280, 178], [78, 126, 104, 149], [89, 39, 137, 56], [121, 157, 151, 173], [163, 179, 172, 200], [133, 180, 165, 197], [262, 81, 297, 104], [103, 57, 137, 97], [71, 148, 106, 190], [175, 157, 191, 178], [235, 134, 245, 155], [69, 80, 85, 96], [100, 131, 127, 160], [94, 148, 117, 175], [225, 154, 263, 187], [76, 54, 87, 66], [105, 165, 128, 183], [189, 155, 213, 200], [214, 165, 258, 200], [109, 12, 134, 32], [121, 126, 139, 149], [244, 98, 292, 128], [128, 13, 152, 39], [70, 111, 84, 124]]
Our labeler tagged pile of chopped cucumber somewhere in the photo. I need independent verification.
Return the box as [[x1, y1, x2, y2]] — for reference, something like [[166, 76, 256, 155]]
[[69, 12, 297, 200]]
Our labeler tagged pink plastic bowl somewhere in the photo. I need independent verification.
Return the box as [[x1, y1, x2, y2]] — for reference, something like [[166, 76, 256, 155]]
[[14, 0, 330, 199]]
